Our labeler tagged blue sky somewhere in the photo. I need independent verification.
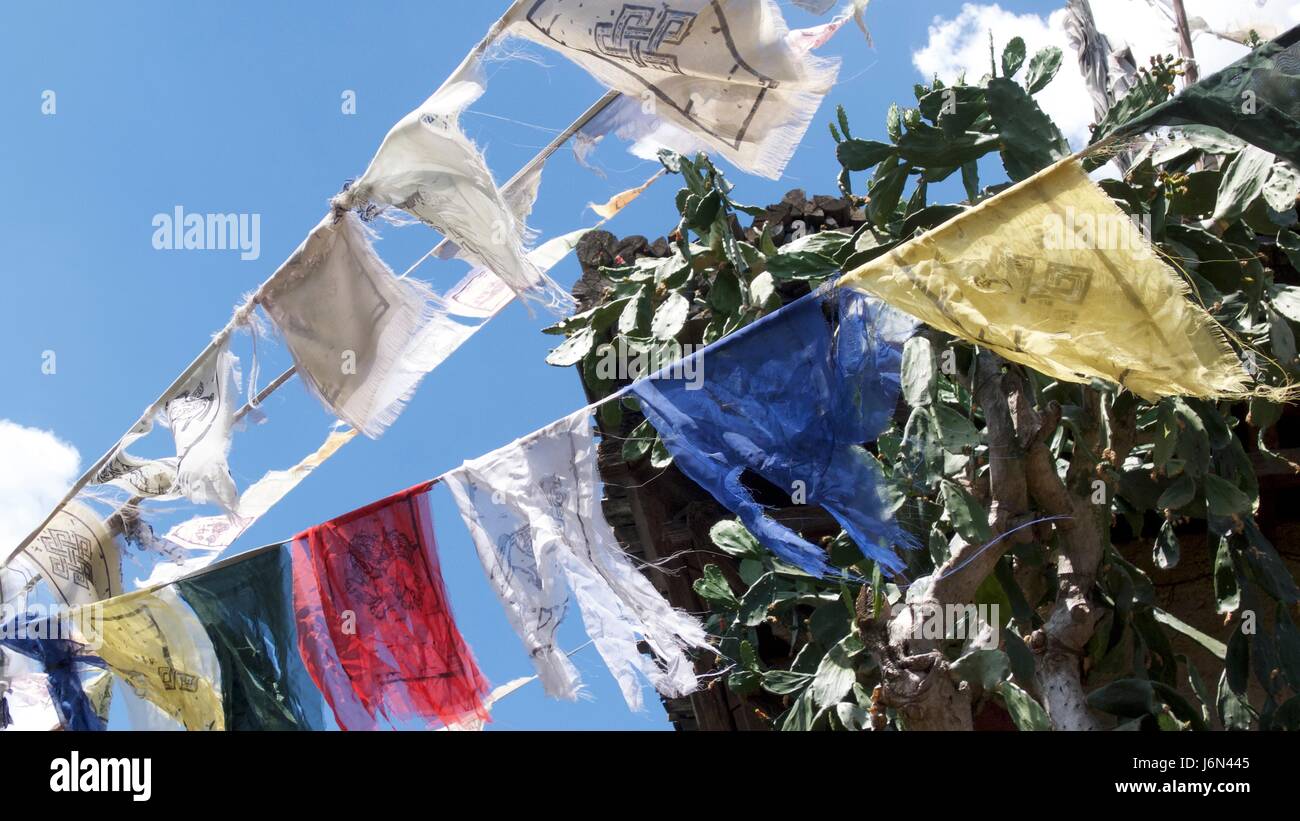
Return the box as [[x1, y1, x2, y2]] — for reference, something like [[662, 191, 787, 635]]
[[3, 0, 1273, 730]]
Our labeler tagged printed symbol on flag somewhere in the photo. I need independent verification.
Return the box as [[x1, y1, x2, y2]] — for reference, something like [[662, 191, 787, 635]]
[[495, 525, 542, 590], [959, 251, 1093, 307], [35, 528, 95, 591], [166, 380, 216, 432], [524, 0, 780, 149], [344, 529, 426, 619], [537, 475, 568, 519], [594, 4, 698, 74], [158, 666, 200, 693]]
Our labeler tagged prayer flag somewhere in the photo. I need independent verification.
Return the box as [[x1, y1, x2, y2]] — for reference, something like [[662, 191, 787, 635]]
[[176, 547, 323, 730], [1105, 25, 1300, 166], [839, 158, 1248, 400], [505, 0, 843, 179], [630, 289, 917, 577], [290, 483, 489, 730], [445, 411, 709, 711]]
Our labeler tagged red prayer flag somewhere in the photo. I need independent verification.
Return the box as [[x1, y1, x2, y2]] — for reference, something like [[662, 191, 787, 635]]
[[291, 481, 489, 730]]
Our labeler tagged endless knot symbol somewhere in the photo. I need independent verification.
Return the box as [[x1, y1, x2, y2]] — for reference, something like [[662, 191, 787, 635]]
[[594, 5, 697, 74], [35, 528, 94, 591]]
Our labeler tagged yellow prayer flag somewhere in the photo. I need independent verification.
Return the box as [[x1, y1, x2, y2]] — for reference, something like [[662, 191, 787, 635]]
[[839, 158, 1248, 400], [83, 587, 224, 731]]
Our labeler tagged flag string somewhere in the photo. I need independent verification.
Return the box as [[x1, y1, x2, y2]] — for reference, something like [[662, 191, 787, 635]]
[[0, 85, 630, 573]]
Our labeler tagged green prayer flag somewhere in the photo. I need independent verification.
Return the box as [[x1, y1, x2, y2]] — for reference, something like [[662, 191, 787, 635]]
[[1107, 26, 1300, 165], [176, 546, 323, 731]]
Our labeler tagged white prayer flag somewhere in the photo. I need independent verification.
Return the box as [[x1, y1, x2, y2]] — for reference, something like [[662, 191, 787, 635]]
[[12, 500, 122, 608], [92, 448, 178, 499], [158, 342, 241, 512], [505, 0, 843, 179], [259, 213, 466, 439], [336, 55, 571, 312], [132, 428, 358, 588], [445, 410, 709, 711]]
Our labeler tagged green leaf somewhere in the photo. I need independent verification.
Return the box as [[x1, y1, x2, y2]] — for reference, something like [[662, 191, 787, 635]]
[[811, 634, 864, 708], [1272, 284, 1300, 326], [1277, 231, 1300, 272], [1226, 622, 1250, 697], [934, 405, 981, 452], [998, 681, 1051, 731], [1241, 522, 1300, 604], [1211, 145, 1275, 224], [749, 271, 777, 308], [1154, 519, 1181, 570], [1217, 670, 1255, 730], [900, 337, 937, 407], [621, 419, 654, 463], [1025, 47, 1062, 93], [649, 436, 673, 469], [1087, 678, 1161, 719], [1213, 536, 1241, 613], [836, 138, 895, 172], [707, 268, 743, 315], [868, 154, 911, 225], [762, 670, 814, 696], [778, 688, 821, 732], [837, 104, 853, 141], [942, 480, 994, 545], [738, 573, 779, 627], [1203, 474, 1253, 518], [985, 78, 1070, 182], [1153, 607, 1227, 659], [766, 252, 839, 280], [950, 649, 1010, 691], [835, 702, 869, 731], [1156, 473, 1196, 511], [545, 326, 596, 367], [961, 161, 980, 202], [1003, 628, 1036, 685], [619, 289, 652, 335], [1263, 161, 1300, 213], [650, 291, 689, 340], [895, 126, 1001, 168], [728, 669, 761, 696], [886, 103, 902, 142], [692, 564, 740, 610], [710, 519, 765, 560], [1000, 36, 1026, 78]]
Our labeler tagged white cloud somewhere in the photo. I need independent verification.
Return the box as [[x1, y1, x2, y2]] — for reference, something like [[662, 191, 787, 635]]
[[0, 420, 80, 555], [912, 1, 1300, 147]]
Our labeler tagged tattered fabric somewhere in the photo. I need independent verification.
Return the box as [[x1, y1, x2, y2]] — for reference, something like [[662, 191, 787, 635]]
[[91, 587, 226, 730], [260, 213, 464, 438], [0, 614, 108, 731], [133, 428, 357, 588], [335, 53, 570, 311], [631, 289, 917, 578], [506, 0, 842, 179], [841, 158, 1249, 399], [445, 411, 710, 711], [290, 483, 489, 730], [1105, 25, 1300, 166], [158, 342, 242, 512], [176, 546, 322, 730]]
